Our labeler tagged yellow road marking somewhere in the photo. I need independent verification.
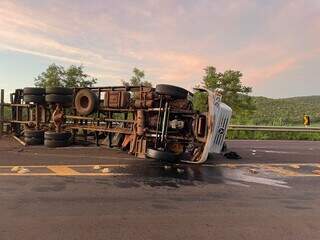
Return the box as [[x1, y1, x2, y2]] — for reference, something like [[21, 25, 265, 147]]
[[0, 164, 129, 168], [0, 173, 131, 176], [0, 163, 318, 177], [47, 166, 79, 176]]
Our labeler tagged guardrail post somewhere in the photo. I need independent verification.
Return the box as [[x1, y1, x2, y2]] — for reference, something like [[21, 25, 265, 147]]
[[0, 89, 4, 137]]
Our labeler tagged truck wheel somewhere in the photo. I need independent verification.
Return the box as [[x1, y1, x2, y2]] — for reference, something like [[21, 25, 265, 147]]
[[155, 84, 188, 99], [24, 137, 44, 145], [46, 87, 73, 95], [45, 94, 73, 105], [24, 130, 45, 138], [45, 131, 72, 141], [74, 89, 97, 116], [146, 148, 178, 163], [23, 88, 45, 95], [44, 139, 71, 148], [24, 95, 45, 104]]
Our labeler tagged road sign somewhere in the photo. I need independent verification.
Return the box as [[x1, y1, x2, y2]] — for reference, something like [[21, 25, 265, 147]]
[[304, 115, 310, 126]]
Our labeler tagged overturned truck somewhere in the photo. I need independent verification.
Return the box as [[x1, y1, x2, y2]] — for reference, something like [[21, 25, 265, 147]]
[[3, 84, 232, 163]]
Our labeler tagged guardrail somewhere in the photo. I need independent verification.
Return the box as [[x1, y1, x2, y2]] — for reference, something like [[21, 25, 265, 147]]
[[229, 125, 320, 133]]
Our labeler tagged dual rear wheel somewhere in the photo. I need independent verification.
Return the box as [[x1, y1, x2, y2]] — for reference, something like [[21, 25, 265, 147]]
[[24, 130, 72, 148], [44, 131, 72, 148]]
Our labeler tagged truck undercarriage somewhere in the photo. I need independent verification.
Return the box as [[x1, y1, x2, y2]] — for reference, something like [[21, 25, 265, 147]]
[[0, 84, 232, 164]]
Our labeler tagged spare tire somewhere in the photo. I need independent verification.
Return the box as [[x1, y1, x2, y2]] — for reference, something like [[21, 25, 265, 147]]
[[45, 94, 73, 104], [155, 84, 188, 99], [23, 87, 45, 95], [45, 131, 72, 141], [24, 95, 45, 104], [74, 89, 98, 116], [46, 87, 73, 95], [146, 148, 178, 163]]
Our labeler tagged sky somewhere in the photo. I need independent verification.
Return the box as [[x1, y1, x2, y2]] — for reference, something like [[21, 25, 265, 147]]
[[0, 0, 319, 98]]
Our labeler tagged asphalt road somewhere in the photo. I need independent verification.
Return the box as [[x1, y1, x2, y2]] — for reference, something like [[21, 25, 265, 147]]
[[0, 136, 320, 240]]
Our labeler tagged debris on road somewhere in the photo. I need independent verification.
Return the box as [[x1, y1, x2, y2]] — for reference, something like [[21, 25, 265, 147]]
[[93, 165, 102, 170], [312, 170, 320, 175], [17, 168, 30, 174], [249, 168, 258, 174], [224, 151, 242, 160], [11, 166, 22, 172], [102, 168, 110, 173], [289, 164, 300, 169]]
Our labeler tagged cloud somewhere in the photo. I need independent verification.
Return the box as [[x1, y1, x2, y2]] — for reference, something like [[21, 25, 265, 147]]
[[0, 0, 319, 97]]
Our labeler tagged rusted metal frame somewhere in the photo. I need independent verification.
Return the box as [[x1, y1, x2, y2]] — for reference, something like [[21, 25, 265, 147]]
[[12, 135, 26, 146], [164, 106, 171, 148], [160, 102, 169, 144], [0, 89, 4, 137], [15, 91, 23, 136], [64, 115, 135, 123], [99, 107, 136, 112], [144, 108, 194, 114], [95, 88, 102, 146], [146, 133, 193, 141], [4, 103, 33, 107], [11, 120, 36, 124], [35, 103, 40, 130], [74, 86, 153, 92], [68, 125, 133, 135], [154, 95, 163, 148]]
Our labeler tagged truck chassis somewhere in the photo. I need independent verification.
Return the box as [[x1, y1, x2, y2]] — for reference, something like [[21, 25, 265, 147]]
[[0, 84, 232, 164]]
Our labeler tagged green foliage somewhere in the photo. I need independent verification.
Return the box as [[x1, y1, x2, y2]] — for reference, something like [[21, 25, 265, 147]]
[[192, 91, 208, 112], [229, 95, 320, 140], [63, 65, 97, 88], [34, 64, 97, 88], [193, 66, 254, 114], [203, 66, 254, 114], [122, 68, 152, 87], [34, 64, 64, 88], [4, 106, 11, 121], [232, 96, 320, 126]]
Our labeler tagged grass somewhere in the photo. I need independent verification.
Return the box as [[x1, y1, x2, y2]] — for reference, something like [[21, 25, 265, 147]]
[[227, 130, 320, 141]]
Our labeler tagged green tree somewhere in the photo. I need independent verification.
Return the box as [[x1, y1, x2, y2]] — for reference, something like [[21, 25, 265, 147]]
[[194, 66, 254, 116], [63, 65, 97, 88], [34, 64, 64, 88], [122, 68, 152, 87], [34, 64, 97, 88]]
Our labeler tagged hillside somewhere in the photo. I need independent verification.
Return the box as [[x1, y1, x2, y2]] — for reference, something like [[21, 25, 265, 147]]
[[246, 95, 320, 126]]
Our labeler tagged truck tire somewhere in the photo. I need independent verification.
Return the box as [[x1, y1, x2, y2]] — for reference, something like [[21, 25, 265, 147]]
[[45, 131, 72, 141], [23, 88, 45, 95], [155, 84, 188, 99], [44, 139, 71, 148], [46, 87, 73, 95], [74, 89, 97, 116], [45, 94, 73, 104], [24, 95, 45, 104], [146, 148, 178, 163], [24, 137, 44, 145], [24, 130, 45, 138]]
